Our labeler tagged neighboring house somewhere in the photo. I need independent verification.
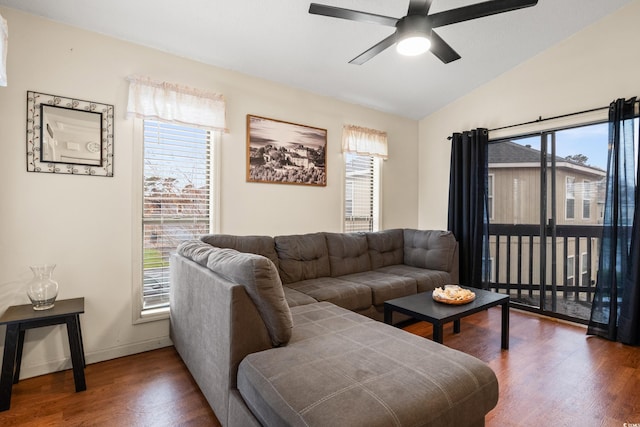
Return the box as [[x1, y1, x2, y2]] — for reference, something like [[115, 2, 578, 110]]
[[487, 141, 606, 303]]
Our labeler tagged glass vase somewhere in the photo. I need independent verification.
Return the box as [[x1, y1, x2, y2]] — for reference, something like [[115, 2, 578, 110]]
[[27, 264, 59, 310]]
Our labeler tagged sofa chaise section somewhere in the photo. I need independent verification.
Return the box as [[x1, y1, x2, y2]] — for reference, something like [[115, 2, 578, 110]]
[[238, 302, 498, 427]]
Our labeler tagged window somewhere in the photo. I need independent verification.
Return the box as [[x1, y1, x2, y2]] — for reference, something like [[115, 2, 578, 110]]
[[580, 252, 589, 286], [344, 153, 380, 232], [566, 176, 575, 220], [484, 256, 496, 283], [487, 174, 494, 220], [341, 124, 386, 233], [566, 255, 575, 287], [142, 120, 214, 311], [582, 180, 591, 219]]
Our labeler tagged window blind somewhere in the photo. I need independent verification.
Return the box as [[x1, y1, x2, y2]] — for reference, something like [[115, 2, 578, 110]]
[[142, 120, 212, 310], [344, 153, 378, 232]]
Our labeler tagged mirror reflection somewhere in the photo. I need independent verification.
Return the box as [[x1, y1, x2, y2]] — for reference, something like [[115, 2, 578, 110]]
[[40, 105, 102, 166]]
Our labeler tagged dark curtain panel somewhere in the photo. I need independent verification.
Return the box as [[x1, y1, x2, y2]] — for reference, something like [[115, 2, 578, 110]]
[[447, 129, 490, 289], [588, 98, 638, 343], [618, 106, 640, 345]]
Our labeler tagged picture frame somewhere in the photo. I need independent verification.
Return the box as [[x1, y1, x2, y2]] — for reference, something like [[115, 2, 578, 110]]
[[246, 115, 327, 186], [26, 91, 114, 176]]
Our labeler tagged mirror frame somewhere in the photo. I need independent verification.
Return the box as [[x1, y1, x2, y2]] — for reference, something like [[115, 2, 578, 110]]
[[26, 91, 114, 176]]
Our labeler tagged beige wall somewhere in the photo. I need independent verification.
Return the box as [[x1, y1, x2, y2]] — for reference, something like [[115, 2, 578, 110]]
[[0, 7, 418, 378], [418, 0, 640, 229]]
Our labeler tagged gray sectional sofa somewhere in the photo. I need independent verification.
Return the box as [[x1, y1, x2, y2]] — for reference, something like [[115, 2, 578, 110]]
[[170, 229, 499, 427]]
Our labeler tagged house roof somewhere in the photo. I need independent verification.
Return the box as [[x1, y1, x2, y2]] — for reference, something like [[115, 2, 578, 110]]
[[489, 140, 542, 164], [489, 140, 606, 175]]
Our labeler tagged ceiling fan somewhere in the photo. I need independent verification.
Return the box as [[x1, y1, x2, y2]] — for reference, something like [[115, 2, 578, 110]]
[[308, 0, 538, 65]]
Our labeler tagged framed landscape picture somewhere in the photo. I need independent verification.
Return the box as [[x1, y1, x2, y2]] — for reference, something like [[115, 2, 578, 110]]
[[246, 115, 327, 186]]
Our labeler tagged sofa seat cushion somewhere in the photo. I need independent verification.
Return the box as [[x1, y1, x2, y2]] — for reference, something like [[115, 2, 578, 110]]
[[283, 287, 318, 308], [285, 278, 372, 311], [375, 265, 453, 293], [339, 271, 417, 306], [237, 302, 499, 427]]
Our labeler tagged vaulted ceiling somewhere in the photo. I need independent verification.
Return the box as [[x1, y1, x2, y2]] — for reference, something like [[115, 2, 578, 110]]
[[0, 0, 633, 119]]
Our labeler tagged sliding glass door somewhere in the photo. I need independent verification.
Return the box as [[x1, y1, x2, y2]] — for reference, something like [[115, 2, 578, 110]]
[[487, 123, 608, 322]]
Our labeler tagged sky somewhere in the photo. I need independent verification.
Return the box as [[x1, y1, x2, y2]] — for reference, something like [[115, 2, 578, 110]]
[[510, 120, 640, 171]]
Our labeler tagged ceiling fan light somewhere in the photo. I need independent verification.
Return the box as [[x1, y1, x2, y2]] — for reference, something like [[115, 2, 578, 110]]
[[396, 36, 431, 56]]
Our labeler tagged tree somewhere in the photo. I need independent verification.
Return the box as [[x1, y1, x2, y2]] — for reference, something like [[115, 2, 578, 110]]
[[566, 154, 588, 165]]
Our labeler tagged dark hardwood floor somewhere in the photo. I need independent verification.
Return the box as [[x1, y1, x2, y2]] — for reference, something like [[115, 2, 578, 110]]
[[1, 308, 638, 426], [0, 346, 220, 427]]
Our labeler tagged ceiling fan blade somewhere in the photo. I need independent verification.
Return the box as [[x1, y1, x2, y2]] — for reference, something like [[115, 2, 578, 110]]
[[429, 30, 461, 64], [349, 33, 398, 65], [407, 0, 433, 16], [429, 0, 538, 28], [309, 3, 398, 27]]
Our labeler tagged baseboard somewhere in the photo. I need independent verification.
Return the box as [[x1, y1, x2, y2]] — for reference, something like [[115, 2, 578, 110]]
[[18, 336, 174, 380]]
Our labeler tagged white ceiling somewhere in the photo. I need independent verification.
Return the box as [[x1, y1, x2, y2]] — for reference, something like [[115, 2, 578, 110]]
[[0, 0, 633, 120]]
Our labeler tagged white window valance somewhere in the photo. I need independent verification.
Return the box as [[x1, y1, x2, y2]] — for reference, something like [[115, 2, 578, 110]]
[[342, 124, 388, 159], [126, 75, 226, 131], [0, 13, 8, 87]]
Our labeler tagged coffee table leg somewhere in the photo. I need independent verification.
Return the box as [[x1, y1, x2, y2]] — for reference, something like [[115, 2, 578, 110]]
[[453, 319, 461, 334], [383, 305, 392, 325], [433, 323, 444, 344], [501, 302, 509, 350]]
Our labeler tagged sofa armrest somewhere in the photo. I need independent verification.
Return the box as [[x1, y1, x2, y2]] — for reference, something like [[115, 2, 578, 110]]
[[170, 254, 272, 427]]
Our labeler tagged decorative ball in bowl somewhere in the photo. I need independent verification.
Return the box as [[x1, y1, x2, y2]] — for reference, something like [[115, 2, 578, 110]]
[[432, 285, 475, 305]]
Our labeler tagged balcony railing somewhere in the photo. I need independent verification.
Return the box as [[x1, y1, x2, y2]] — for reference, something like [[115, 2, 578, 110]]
[[488, 223, 603, 322]]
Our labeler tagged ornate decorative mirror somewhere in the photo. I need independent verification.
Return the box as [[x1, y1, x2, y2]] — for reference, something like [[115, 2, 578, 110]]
[[26, 91, 114, 176]]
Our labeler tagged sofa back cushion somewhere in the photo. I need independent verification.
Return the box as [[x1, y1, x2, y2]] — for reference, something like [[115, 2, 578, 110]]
[[204, 246, 293, 347], [403, 229, 457, 272], [177, 240, 216, 266], [201, 234, 279, 269], [326, 232, 372, 276], [275, 233, 331, 284], [366, 229, 404, 269]]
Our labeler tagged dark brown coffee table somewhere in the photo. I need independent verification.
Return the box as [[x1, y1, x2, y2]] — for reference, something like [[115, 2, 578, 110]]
[[384, 288, 509, 349]]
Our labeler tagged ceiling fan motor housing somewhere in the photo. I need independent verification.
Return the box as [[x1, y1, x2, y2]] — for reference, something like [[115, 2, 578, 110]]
[[396, 15, 432, 40]]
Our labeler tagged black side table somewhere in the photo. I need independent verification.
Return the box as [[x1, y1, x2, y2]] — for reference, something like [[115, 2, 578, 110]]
[[0, 297, 86, 411]]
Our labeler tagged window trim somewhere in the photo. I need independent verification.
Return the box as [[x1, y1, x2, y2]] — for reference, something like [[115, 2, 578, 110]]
[[582, 179, 591, 220], [487, 256, 496, 283], [565, 176, 575, 220], [487, 173, 495, 221], [131, 119, 220, 324], [566, 255, 575, 287], [580, 251, 589, 286]]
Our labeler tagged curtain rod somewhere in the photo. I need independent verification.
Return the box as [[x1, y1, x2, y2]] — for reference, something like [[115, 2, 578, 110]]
[[487, 105, 610, 133], [446, 99, 640, 140]]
